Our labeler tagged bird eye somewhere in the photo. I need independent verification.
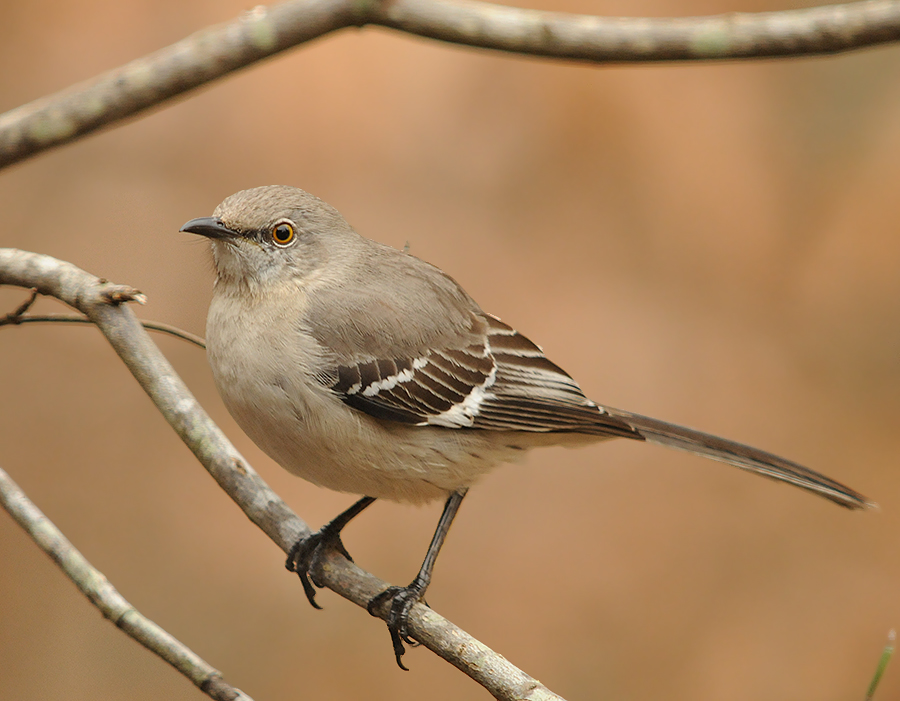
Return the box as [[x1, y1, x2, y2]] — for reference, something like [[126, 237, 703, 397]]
[[271, 222, 295, 247]]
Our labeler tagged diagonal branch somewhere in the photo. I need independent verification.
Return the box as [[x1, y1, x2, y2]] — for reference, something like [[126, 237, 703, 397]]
[[0, 0, 361, 170], [0, 247, 563, 701], [1, 0, 900, 170], [0, 465, 253, 701]]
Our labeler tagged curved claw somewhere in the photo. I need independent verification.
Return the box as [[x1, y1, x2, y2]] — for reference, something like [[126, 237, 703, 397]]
[[284, 497, 376, 609], [367, 584, 429, 669], [286, 530, 352, 609]]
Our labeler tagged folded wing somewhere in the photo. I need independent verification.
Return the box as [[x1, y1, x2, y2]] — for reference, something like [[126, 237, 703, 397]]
[[317, 314, 871, 510]]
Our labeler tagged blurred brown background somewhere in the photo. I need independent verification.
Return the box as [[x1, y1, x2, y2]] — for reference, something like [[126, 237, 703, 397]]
[[1, 0, 899, 699]]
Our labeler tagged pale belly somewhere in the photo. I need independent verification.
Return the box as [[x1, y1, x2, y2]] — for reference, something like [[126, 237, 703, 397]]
[[213, 363, 536, 503], [206, 298, 532, 503]]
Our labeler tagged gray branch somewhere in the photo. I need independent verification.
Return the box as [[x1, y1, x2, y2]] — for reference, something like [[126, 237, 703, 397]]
[[378, 0, 900, 61], [0, 247, 563, 701], [0, 465, 253, 701], [1, 0, 899, 169]]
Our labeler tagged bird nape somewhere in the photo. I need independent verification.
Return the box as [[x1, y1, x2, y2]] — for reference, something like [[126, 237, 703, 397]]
[[182, 185, 873, 669]]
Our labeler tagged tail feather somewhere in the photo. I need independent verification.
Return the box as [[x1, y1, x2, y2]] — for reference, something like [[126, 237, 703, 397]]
[[603, 407, 874, 510]]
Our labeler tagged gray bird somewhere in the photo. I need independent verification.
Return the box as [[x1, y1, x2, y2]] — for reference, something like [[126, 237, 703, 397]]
[[182, 185, 872, 668]]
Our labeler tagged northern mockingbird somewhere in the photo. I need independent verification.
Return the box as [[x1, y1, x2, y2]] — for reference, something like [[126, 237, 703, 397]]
[[182, 185, 872, 668]]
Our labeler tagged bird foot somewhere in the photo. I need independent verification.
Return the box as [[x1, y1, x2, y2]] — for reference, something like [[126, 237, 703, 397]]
[[367, 583, 428, 670], [285, 528, 353, 609]]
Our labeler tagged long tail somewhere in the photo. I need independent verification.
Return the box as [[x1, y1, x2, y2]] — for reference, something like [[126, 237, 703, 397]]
[[602, 407, 874, 510]]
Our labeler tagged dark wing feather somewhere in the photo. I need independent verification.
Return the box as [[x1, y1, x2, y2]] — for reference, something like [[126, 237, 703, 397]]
[[318, 313, 638, 437], [470, 316, 639, 437], [325, 341, 494, 428]]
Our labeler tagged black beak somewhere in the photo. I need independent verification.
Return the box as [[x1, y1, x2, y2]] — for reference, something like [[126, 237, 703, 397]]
[[180, 217, 239, 241]]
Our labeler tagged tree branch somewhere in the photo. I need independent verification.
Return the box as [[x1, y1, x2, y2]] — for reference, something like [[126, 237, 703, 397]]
[[1, 0, 899, 170], [0, 465, 253, 701], [378, 0, 900, 62], [0, 247, 563, 701], [0, 0, 359, 170]]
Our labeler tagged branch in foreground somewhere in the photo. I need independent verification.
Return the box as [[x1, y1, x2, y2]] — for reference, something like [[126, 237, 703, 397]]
[[1, 0, 900, 169], [0, 247, 563, 701], [0, 465, 252, 701]]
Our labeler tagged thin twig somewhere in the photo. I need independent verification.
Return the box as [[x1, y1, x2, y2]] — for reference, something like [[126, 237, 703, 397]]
[[2, 0, 900, 169], [0, 288, 38, 325], [2, 312, 207, 349], [0, 247, 564, 701], [0, 464, 252, 701]]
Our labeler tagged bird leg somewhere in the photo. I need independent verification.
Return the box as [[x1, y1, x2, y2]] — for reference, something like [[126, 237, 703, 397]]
[[367, 489, 468, 670], [286, 496, 376, 608]]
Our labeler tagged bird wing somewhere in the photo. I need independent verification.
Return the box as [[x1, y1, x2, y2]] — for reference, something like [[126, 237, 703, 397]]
[[302, 244, 871, 512], [317, 314, 640, 438], [316, 314, 871, 511]]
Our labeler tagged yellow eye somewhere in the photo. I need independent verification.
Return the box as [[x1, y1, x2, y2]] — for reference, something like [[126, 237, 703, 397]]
[[272, 222, 295, 246]]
